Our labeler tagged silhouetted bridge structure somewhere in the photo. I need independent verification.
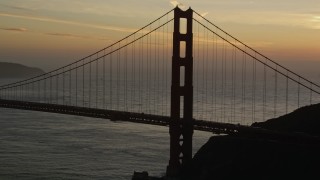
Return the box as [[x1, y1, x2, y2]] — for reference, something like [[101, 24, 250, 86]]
[[0, 98, 248, 134], [1, 7, 320, 178]]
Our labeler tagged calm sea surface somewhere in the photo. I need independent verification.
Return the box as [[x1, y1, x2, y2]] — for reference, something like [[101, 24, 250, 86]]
[[1, 65, 319, 179], [0, 108, 211, 179]]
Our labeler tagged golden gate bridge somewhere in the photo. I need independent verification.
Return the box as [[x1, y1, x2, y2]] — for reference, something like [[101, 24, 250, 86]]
[[0, 7, 319, 178]]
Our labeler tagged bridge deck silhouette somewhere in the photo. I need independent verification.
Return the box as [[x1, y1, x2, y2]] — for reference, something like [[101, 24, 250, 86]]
[[0, 98, 241, 134], [1, 98, 319, 145]]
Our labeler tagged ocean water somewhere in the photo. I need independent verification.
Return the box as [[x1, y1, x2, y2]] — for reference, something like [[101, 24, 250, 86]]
[[0, 108, 211, 179], [1, 61, 320, 179]]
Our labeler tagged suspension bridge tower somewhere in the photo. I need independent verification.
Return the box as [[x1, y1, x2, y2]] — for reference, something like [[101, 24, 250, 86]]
[[167, 7, 194, 177]]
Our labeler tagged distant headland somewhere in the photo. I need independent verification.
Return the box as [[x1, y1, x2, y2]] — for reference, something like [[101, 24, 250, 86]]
[[0, 62, 45, 78]]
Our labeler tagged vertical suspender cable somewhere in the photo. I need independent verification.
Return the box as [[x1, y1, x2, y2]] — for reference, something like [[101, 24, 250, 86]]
[[252, 55, 256, 123], [149, 25, 152, 114], [155, 21, 159, 115], [298, 77, 300, 108], [132, 35, 135, 112], [232, 41, 236, 123], [18, 83, 20, 100], [263, 60, 266, 121], [126, 37, 128, 111], [38, 76, 40, 102], [70, 65, 72, 105], [140, 32, 143, 113], [205, 28, 209, 120], [162, 23, 165, 115], [76, 63, 78, 106], [241, 49, 245, 121], [146, 30, 149, 113], [196, 22, 200, 117], [63, 67, 65, 105], [211, 32, 215, 120], [214, 29, 218, 121], [154, 26, 157, 114], [89, 56, 92, 108], [231, 43, 234, 122], [243, 50, 247, 124], [110, 46, 113, 110], [117, 43, 120, 110], [22, 84, 25, 101], [224, 35, 228, 122], [83, 58, 85, 107], [21, 82, 23, 101], [310, 83, 312, 105], [13, 86, 15, 100], [56, 70, 59, 104], [50, 72, 52, 103], [274, 66, 278, 118], [202, 26, 205, 119], [221, 35, 225, 121], [286, 71, 289, 114], [19, 85, 21, 100], [158, 21, 161, 115], [82, 57, 85, 107], [43, 77, 46, 102], [103, 50, 105, 109], [96, 54, 99, 108], [234, 43, 238, 123]]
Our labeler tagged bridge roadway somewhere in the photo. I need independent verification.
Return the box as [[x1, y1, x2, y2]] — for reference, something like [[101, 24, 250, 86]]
[[0, 99, 319, 144], [0, 99, 242, 134]]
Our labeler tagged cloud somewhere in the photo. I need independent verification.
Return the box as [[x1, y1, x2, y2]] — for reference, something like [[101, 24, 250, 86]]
[[170, 1, 186, 9], [0, 1, 149, 18], [200, 12, 209, 17], [0, 4, 33, 11], [45, 32, 88, 38], [44, 32, 111, 41], [0, 25, 111, 41], [209, 11, 320, 30], [194, 12, 209, 21], [0, 13, 136, 33], [309, 16, 320, 29], [312, 16, 320, 22], [0, 27, 28, 32]]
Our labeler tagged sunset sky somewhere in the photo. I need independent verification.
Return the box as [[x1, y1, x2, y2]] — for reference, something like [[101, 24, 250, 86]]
[[1, 0, 320, 71]]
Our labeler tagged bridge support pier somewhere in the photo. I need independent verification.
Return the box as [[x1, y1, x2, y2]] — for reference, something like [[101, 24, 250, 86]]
[[167, 7, 194, 178]]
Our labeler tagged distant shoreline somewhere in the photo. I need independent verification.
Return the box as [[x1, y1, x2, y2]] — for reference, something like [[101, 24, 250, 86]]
[[0, 62, 45, 78]]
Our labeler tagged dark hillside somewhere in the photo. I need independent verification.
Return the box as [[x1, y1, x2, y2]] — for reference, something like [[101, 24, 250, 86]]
[[252, 103, 320, 136], [185, 103, 320, 180]]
